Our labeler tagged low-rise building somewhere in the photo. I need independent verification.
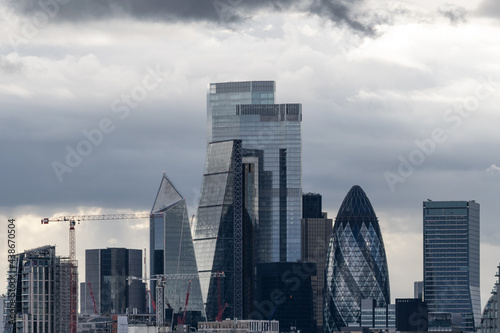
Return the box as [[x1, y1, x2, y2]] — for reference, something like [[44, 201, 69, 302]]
[[198, 319, 279, 333]]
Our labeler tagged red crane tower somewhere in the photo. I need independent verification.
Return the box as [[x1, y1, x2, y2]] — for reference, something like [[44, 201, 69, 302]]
[[178, 280, 191, 325]]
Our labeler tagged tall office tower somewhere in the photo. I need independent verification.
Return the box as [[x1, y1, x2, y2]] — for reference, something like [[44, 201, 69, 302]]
[[80, 248, 146, 315], [478, 263, 500, 333], [324, 185, 391, 333], [149, 174, 204, 315], [207, 81, 302, 263], [301, 193, 333, 333], [423, 200, 480, 332], [5, 245, 73, 333], [193, 140, 251, 320]]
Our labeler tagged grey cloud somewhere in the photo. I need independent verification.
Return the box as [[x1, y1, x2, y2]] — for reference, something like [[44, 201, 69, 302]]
[[8, 0, 379, 35], [308, 0, 374, 35], [0, 56, 25, 74], [438, 3, 467, 24], [476, 0, 500, 17]]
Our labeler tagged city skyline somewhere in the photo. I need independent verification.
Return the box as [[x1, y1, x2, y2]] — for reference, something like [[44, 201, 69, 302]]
[[2, 0, 500, 316]]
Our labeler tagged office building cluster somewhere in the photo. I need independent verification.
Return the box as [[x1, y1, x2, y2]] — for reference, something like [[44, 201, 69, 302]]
[[3, 81, 496, 333]]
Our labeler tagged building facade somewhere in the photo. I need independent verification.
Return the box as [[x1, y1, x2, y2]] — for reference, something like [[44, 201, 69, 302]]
[[360, 299, 395, 329], [395, 298, 428, 332], [324, 185, 391, 332], [5, 245, 73, 333], [81, 248, 146, 315], [193, 140, 246, 320], [207, 81, 302, 263], [423, 200, 481, 331], [198, 319, 279, 333], [253, 262, 316, 333], [302, 193, 333, 333], [414, 281, 424, 301], [149, 174, 205, 317]]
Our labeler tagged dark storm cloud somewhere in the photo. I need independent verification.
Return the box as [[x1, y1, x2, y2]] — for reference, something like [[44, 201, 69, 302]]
[[0, 101, 206, 211], [8, 0, 378, 35]]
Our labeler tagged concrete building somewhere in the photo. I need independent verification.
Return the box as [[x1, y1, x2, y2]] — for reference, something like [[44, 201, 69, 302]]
[[360, 299, 395, 329], [5, 245, 73, 333], [198, 319, 279, 333]]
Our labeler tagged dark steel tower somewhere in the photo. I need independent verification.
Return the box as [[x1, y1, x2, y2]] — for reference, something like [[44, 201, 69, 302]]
[[324, 185, 391, 332]]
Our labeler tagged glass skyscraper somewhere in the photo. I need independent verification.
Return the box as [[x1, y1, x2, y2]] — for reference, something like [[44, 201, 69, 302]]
[[324, 185, 391, 332], [150, 174, 204, 315], [423, 200, 481, 332], [478, 262, 500, 333], [301, 193, 333, 333], [207, 81, 302, 263], [193, 140, 246, 320]]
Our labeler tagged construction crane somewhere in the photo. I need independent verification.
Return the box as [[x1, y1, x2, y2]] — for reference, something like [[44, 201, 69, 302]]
[[41, 212, 163, 332], [178, 280, 191, 325], [87, 282, 98, 315], [216, 303, 228, 322], [41, 213, 163, 261], [128, 272, 225, 327]]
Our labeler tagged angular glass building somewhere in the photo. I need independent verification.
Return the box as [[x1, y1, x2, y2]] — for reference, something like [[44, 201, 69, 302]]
[[324, 185, 390, 332], [423, 200, 480, 332], [207, 81, 302, 263], [193, 140, 245, 320], [150, 174, 204, 315]]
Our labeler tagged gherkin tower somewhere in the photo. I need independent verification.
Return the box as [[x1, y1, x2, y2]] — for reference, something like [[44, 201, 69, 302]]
[[324, 185, 390, 332]]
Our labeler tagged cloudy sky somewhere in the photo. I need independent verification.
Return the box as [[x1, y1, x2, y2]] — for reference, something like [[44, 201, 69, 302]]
[[1, 0, 500, 311]]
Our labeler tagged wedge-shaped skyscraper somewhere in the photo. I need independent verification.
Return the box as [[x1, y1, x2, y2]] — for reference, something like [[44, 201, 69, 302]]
[[324, 185, 390, 332], [193, 140, 251, 320], [150, 174, 204, 315]]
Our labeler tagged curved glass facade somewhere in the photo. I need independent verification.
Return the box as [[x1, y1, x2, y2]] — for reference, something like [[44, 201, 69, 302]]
[[324, 185, 390, 332], [478, 264, 499, 333]]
